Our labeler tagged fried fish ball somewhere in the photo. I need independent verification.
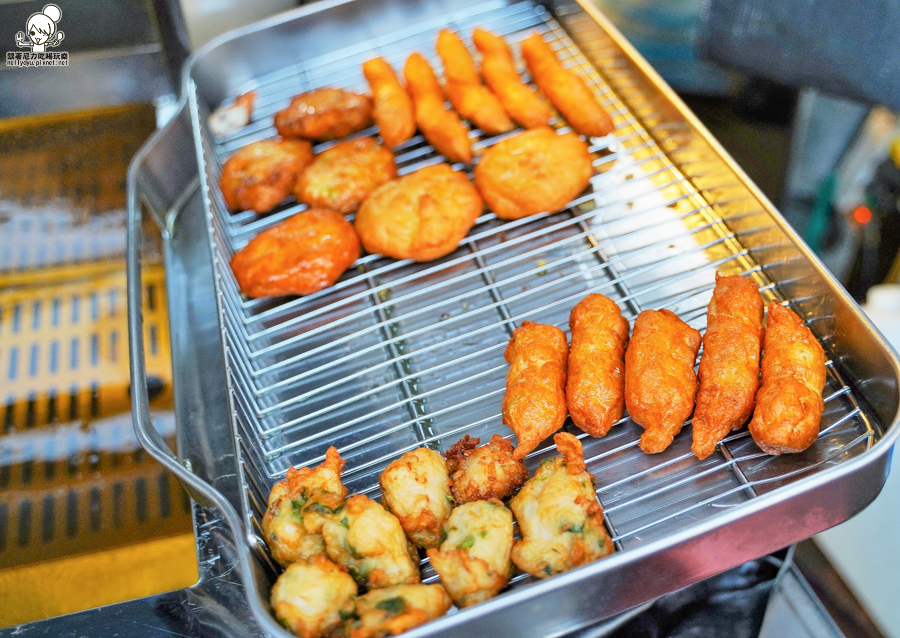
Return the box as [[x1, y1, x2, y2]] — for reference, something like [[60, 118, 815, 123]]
[[474, 126, 593, 220], [355, 163, 482, 262], [380, 448, 453, 549], [230, 209, 360, 298], [566, 294, 630, 439], [362, 57, 416, 148], [472, 28, 551, 129], [436, 29, 514, 135], [426, 499, 514, 607], [502, 321, 569, 460], [444, 434, 528, 503], [262, 447, 349, 568], [344, 584, 452, 638], [510, 433, 613, 578], [624, 309, 702, 454], [692, 274, 765, 459], [749, 302, 826, 455], [275, 88, 373, 141], [322, 494, 420, 589], [403, 53, 473, 163], [294, 137, 397, 214], [520, 33, 614, 138], [271, 555, 357, 638], [220, 138, 313, 213]]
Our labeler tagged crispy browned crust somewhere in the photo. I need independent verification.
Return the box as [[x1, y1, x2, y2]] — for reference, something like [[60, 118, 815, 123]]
[[692, 274, 764, 459], [566, 294, 629, 439], [444, 435, 480, 474], [362, 57, 416, 148], [474, 127, 593, 220], [230, 209, 360, 298], [520, 33, 614, 138], [748, 302, 826, 455], [445, 434, 528, 503], [220, 139, 313, 214], [624, 309, 701, 454], [503, 321, 570, 460], [274, 88, 373, 141]]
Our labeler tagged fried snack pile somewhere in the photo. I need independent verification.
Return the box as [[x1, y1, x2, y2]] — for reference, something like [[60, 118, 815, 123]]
[[749, 302, 826, 455], [692, 274, 765, 459], [566, 293, 629, 438], [275, 88, 373, 141], [444, 434, 528, 503], [220, 139, 313, 213], [624, 309, 702, 454], [380, 448, 453, 549], [362, 57, 416, 148], [344, 584, 452, 638], [271, 555, 357, 638]]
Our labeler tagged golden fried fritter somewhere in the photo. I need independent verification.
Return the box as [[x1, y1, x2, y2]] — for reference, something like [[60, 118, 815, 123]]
[[436, 29, 514, 135], [262, 447, 349, 568], [294, 137, 397, 214], [322, 494, 420, 589], [220, 139, 313, 213], [749, 302, 826, 455], [624, 309, 702, 454], [209, 90, 256, 137], [271, 555, 357, 638], [355, 163, 482, 262], [472, 28, 551, 129], [380, 448, 453, 549], [510, 433, 612, 578], [567, 294, 629, 439], [474, 126, 593, 220], [520, 33, 614, 138], [231, 209, 360, 298], [502, 321, 569, 460], [444, 434, 528, 503], [403, 53, 473, 163], [362, 57, 416, 148], [275, 88, 373, 141], [692, 274, 764, 459], [427, 499, 514, 608], [343, 584, 452, 638]]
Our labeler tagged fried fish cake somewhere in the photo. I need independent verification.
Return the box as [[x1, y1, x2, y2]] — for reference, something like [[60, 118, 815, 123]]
[[380, 448, 453, 549], [444, 434, 528, 503], [692, 274, 764, 459], [294, 137, 397, 214], [344, 584, 452, 638], [624, 309, 702, 454], [502, 321, 569, 460], [270, 556, 357, 638], [275, 88, 373, 141], [231, 209, 360, 298], [749, 302, 826, 455], [220, 138, 313, 213], [472, 28, 551, 129], [355, 163, 482, 262], [403, 53, 473, 163], [567, 294, 630, 438], [474, 126, 593, 219], [520, 33, 614, 138], [362, 57, 416, 148]]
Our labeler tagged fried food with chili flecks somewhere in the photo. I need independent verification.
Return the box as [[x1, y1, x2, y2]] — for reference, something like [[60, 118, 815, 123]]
[[220, 138, 313, 213], [444, 434, 528, 504], [380, 448, 453, 549], [271, 555, 357, 638], [275, 88, 373, 141], [343, 584, 451, 638], [362, 57, 416, 148]]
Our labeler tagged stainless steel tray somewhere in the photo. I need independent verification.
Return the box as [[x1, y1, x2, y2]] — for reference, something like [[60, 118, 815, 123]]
[[125, 0, 900, 636]]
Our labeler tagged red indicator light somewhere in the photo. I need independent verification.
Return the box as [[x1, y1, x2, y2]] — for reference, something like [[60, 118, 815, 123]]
[[853, 206, 872, 225]]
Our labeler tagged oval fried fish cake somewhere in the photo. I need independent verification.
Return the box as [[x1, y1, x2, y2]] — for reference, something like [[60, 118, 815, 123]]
[[380, 448, 453, 549], [355, 163, 483, 262], [295, 137, 397, 214], [362, 57, 416, 148], [474, 127, 593, 219], [275, 88, 373, 141], [220, 139, 313, 213], [444, 434, 528, 504], [231, 209, 360, 298], [346, 584, 452, 638]]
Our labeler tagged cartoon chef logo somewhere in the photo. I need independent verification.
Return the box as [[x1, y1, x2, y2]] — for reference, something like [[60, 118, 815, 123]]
[[6, 4, 68, 67]]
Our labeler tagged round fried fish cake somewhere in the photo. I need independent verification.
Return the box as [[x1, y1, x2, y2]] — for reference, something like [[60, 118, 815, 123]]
[[231, 209, 360, 298], [275, 88, 373, 141], [220, 139, 313, 213], [270, 555, 357, 638], [355, 163, 483, 262], [294, 137, 397, 214], [380, 448, 453, 549], [474, 127, 593, 220], [444, 434, 528, 504]]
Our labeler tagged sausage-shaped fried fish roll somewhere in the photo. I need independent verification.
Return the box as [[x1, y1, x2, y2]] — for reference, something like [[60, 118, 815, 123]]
[[362, 57, 416, 148], [427, 499, 514, 608], [444, 434, 528, 503], [520, 33, 614, 138], [380, 448, 453, 549], [749, 302, 826, 455], [692, 274, 764, 459], [566, 294, 629, 438], [510, 433, 613, 578], [345, 584, 452, 638], [271, 555, 358, 638], [403, 53, 473, 164], [436, 30, 514, 135], [624, 309, 702, 454], [502, 321, 569, 460], [472, 28, 551, 129]]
